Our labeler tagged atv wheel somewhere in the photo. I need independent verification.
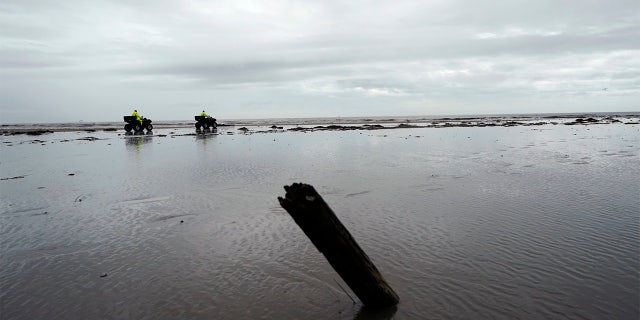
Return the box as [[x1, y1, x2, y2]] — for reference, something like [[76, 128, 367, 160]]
[[124, 124, 132, 132], [146, 124, 153, 131], [134, 124, 142, 132], [195, 123, 201, 129]]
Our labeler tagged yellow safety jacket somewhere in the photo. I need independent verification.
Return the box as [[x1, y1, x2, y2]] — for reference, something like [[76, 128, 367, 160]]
[[132, 111, 142, 124]]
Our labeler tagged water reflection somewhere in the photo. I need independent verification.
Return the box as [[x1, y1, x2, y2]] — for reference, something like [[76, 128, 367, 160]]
[[125, 134, 153, 152], [195, 128, 217, 146], [124, 130, 153, 136], [195, 127, 217, 135], [353, 305, 398, 320]]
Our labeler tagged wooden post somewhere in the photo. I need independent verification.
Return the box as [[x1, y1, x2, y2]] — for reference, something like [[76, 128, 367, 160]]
[[278, 183, 399, 308]]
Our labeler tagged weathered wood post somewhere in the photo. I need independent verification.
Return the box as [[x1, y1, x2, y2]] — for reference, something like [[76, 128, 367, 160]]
[[278, 183, 399, 307]]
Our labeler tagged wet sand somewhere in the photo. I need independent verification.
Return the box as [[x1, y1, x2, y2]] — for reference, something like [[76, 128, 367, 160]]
[[1, 117, 639, 319]]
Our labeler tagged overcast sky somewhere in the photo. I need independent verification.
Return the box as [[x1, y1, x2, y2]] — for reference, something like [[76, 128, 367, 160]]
[[1, 0, 639, 123]]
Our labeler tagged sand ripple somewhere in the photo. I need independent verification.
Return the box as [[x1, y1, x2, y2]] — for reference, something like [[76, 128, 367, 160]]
[[1, 124, 638, 319]]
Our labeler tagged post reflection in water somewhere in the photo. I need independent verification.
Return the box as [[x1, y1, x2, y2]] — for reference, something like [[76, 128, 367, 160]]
[[353, 305, 398, 320]]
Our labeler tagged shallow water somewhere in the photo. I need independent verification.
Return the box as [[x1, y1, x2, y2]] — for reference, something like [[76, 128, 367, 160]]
[[1, 124, 639, 319]]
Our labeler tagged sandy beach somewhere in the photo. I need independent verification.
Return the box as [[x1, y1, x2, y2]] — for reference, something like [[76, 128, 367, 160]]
[[1, 115, 639, 319]]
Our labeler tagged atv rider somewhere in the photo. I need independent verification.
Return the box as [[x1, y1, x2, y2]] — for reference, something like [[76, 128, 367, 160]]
[[201, 110, 209, 118], [132, 109, 143, 125]]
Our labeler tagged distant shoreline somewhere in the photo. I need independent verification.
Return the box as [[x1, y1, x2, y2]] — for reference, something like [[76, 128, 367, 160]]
[[2, 112, 639, 135]]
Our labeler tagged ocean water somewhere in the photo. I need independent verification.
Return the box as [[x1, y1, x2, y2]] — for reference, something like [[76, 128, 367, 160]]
[[1, 122, 639, 319]]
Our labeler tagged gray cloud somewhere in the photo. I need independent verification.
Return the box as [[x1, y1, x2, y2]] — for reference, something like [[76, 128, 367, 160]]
[[1, 0, 638, 123]]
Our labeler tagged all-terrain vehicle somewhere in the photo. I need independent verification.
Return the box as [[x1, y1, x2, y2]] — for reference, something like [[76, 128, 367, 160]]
[[195, 116, 217, 130], [124, 116, 153, 133]]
